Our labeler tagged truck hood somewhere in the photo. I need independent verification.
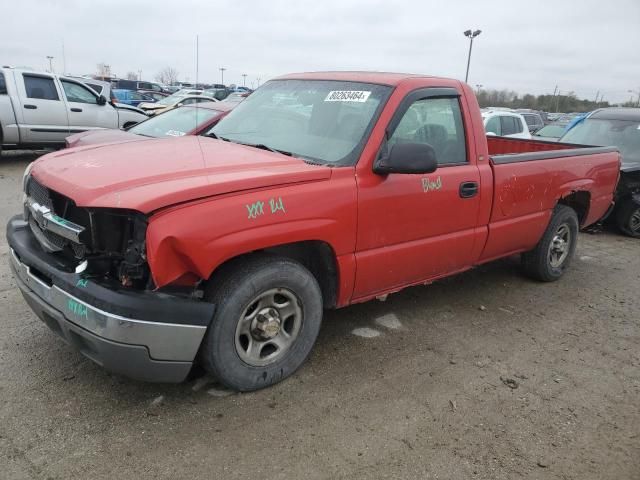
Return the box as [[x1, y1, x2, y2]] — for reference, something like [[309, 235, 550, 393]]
[[31, 136, 332, 213], [65, 129, 144, 148]]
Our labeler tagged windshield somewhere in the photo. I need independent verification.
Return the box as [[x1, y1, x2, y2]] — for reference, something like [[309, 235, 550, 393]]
[[209, 79, 392, 165], [561, 118, 640, 164], [129, 107, 221, 137], [534, 124, 565, 138]]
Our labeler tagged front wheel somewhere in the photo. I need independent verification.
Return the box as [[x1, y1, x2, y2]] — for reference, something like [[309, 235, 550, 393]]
[[616, 200, 640, 238], [199, 255, 323, 391], [522, 205, 579, 282]]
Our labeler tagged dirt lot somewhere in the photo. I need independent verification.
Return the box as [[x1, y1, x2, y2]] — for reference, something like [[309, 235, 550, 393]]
[[1, 151, 638, 480]]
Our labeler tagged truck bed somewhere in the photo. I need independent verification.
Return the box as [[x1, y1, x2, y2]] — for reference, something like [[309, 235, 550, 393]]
[[478, 136, 621, 263], [487, 135, 613, 158]]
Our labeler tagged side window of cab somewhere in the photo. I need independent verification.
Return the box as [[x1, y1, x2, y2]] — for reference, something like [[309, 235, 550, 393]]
[[388, 96, 467, 165], [61, 80, 98, 104]]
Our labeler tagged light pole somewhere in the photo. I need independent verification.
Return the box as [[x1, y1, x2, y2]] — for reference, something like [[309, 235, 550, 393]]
[[475, 84, 483, 93], [46, 55, 54, 73], [138, 69, 142, 81], [463, 29, 481, 83], [628, 89, 640, 107], [242, 74, 247, 87], [220, 67, 226, 85]]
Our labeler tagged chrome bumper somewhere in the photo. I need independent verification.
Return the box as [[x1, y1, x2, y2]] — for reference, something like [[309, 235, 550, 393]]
[[10, 248, 207, 362]]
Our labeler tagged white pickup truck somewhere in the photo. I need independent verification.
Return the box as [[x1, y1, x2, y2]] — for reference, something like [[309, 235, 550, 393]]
[[0, 67, 148, 152]]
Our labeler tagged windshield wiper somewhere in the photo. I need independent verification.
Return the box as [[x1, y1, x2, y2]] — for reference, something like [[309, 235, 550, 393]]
[[205, 132, 231, 142], [234, 141, 293, 156]]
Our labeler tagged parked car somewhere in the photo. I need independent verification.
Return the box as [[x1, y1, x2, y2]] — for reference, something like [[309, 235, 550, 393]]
[[112, 89, 157, 107], [517, 110, 545, 133], [546, 112, 562, 122], [65, 102, 236, 148], [7, 72, 619, 389], [559, 107, 640, 237], [482, 110, 531, 139], [138, 90, 169, 101], [223, 92, 250, 104], [114, 79, 168, 94], [203, 87, 230, 100], [137, 92, 218, 115], [532, 122, 569, 141], [0, 67, 148, 152]]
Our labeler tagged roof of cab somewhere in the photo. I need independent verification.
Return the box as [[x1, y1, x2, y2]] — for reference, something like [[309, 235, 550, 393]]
[[273, 71, 439, 86], [590, 107, 640, 122]]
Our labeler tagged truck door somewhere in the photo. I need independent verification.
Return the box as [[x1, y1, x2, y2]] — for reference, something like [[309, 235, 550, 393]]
[[354, 88, 482, 299], [59, 79, 118, 132], [17, 73, 69, 143]]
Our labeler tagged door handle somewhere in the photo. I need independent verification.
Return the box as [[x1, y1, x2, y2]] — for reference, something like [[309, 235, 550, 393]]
[[70, 108, 83, 112], [459, 181, 478, 198], [24, 104, 37, 109]]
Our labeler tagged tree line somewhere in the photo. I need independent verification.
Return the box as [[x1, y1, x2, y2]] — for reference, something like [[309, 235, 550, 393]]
[[475, 88, 638, 113]]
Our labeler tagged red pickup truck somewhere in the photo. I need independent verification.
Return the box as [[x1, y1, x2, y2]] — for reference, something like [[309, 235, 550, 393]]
[[7, 72, 620, 390]]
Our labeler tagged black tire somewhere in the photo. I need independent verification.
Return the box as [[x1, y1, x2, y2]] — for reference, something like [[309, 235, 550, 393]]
[[522, 205, 579, 282], [615, 200, 640, 238], [199, 254, 323, 391]]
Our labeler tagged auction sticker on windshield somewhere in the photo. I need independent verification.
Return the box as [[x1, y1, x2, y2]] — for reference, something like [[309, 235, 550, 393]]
[[165, 130, 186, 137], [325, 91, 371, 102]]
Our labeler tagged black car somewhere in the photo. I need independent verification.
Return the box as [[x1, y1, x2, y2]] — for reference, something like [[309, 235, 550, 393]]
[[560, 108, 640, 237]]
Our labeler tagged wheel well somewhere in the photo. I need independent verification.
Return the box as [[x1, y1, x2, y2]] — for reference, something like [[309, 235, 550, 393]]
[[559, 191, 590, 225], [208, 241, 339, 309]]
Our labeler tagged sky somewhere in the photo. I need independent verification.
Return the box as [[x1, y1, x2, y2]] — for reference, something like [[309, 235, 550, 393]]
[[2, 0, 640, 103]]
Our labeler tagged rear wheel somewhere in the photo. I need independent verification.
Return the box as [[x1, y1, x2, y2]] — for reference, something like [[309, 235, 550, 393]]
[[199, 254, 323, 391], [522, 205, 579, 282], [615, 200, 640, 238]]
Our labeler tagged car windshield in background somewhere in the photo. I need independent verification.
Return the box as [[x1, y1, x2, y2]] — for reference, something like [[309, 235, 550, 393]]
[[561, 118, 640, 164], [534, 124, 566, 138], [157, 93, 187, 106], [209, 79, 391, 165], [129, 107, 221, 138]]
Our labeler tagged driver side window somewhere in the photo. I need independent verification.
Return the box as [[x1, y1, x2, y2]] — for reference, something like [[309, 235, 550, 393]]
[[389, 97, 467, 165], [61, 81, 98, 104]]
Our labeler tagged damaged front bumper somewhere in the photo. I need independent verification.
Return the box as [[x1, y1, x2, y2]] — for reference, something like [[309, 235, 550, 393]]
[[6, 215, 214, 383]]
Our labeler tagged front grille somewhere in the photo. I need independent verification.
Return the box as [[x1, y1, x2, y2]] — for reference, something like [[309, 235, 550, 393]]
[[27, 176, 52, 209], [24, 177, 147, 288], [26, 177, 88, 259]]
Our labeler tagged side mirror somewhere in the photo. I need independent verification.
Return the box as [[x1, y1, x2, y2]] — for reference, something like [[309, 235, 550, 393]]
[[97, 95, 107, 105], [373, 142, 438, 175], [176, 103, 183, 107], [486, 131, 497, 136]]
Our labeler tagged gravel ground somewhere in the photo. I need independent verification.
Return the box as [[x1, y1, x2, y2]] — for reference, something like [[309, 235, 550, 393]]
[[1, 151, 639, 479]]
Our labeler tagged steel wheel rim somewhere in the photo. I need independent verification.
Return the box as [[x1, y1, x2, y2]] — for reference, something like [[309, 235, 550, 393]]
[[234, 288, 302, 367], [549, 223, 571, 268], [630, 209, 640, 233]]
